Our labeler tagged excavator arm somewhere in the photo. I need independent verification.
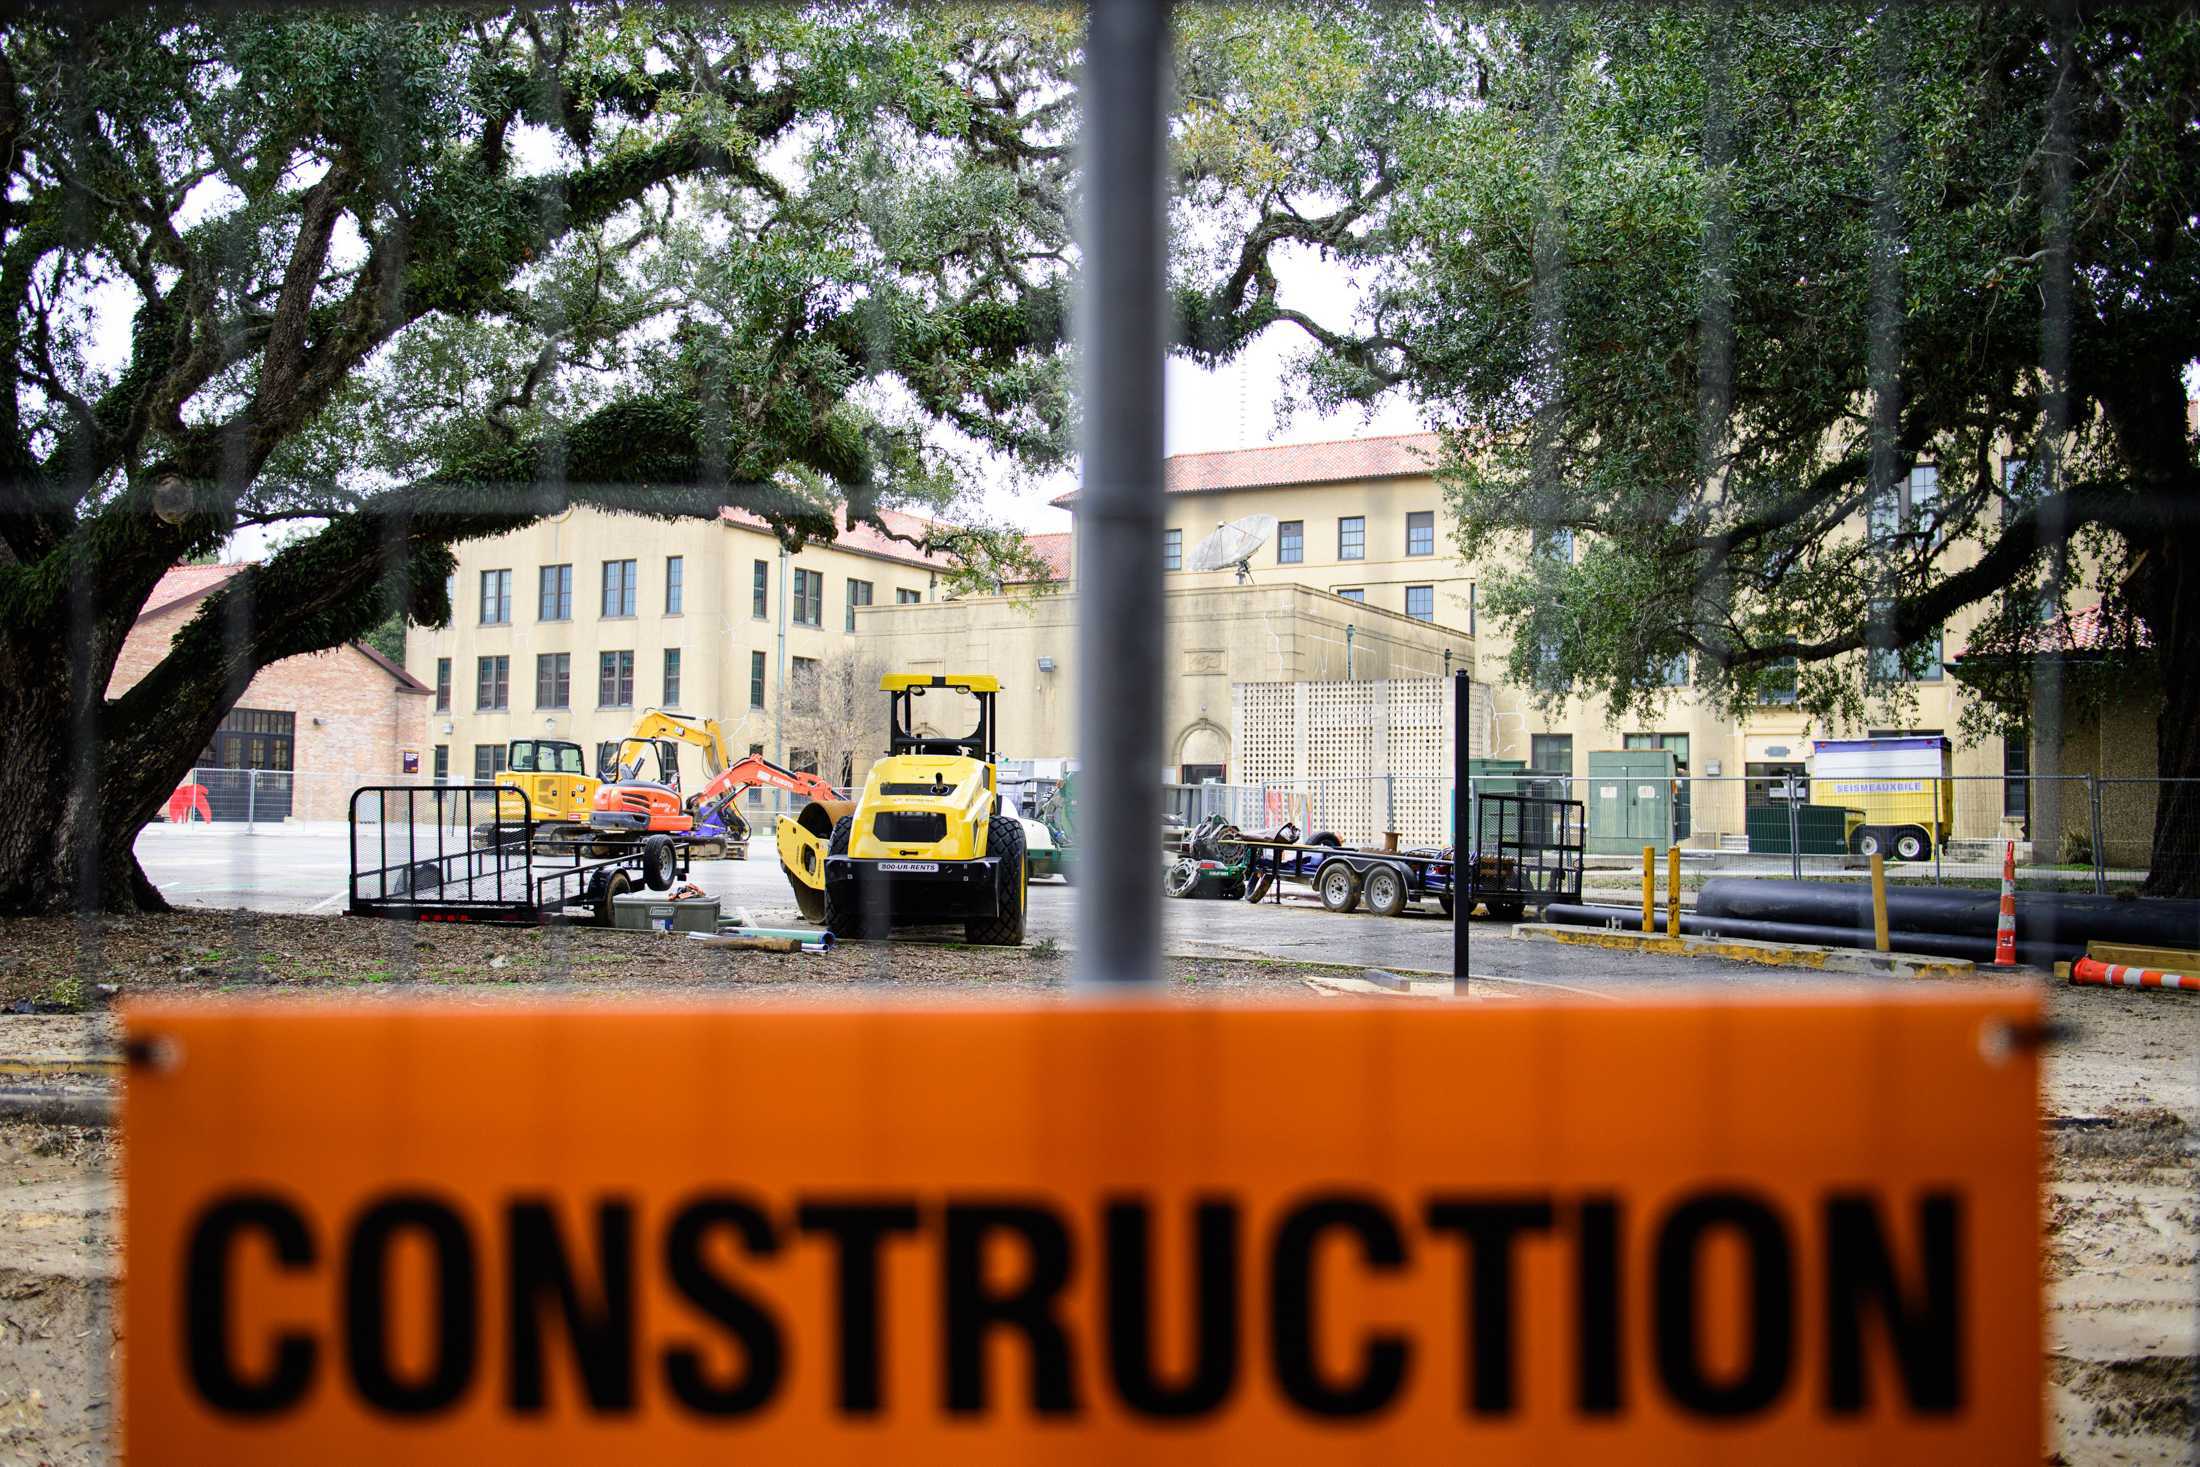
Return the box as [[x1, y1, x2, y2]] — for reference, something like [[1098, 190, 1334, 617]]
[[692, 754, 838, 813]]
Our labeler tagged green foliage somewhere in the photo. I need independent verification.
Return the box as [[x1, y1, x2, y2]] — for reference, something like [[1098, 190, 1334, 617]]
[[1276, 4, 2197, 739]]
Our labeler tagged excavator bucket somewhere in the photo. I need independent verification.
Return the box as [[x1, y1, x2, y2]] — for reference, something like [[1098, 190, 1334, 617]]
[[777, 798, 854, 922]]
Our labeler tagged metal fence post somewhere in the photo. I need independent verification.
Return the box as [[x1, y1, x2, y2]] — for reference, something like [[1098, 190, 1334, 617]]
[[245, 768, 256, 833], [1786, 789, 1802, 881], [2088, 775, 2106, 895], [1386, 773, 1396, 837], [1072, 0, 1171, 989]]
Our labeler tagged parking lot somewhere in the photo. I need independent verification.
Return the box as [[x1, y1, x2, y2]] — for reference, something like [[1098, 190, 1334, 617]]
[[135, 821, 1983, 993]]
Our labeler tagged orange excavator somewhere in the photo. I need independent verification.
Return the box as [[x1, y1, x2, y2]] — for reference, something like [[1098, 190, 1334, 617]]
[[588, 710, 837, 858]]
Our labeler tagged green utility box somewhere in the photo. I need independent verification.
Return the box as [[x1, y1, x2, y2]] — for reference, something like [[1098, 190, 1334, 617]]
[[1745, 802, 1863, 856], [1586, 750, 1686, 855], [611, 893, 720, 933]]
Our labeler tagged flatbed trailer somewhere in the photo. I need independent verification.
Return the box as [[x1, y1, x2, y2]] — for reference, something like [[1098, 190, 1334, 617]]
[[1227, 793, 1587, 920], [350, 784, 693, 926]]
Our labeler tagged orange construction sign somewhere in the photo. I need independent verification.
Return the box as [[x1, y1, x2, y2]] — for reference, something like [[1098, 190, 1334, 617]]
[[124, 994, 2041, 1463]]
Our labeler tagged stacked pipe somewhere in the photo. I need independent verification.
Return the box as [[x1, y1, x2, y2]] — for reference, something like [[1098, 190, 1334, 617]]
[[1544, 879, 2200, 968]]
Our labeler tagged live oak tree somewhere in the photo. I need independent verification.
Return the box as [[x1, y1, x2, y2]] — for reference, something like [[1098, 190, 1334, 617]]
[[0, 3, 1366, 914], [1283, 5, 2200, 895]]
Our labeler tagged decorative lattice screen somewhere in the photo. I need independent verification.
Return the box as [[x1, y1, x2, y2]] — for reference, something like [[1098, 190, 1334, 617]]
[[1229, 678, 1491, 844]]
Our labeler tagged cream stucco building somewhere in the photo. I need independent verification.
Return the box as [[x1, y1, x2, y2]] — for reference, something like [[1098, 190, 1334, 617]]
[[924, 432, 2054, 850], [405, 505, 954, 788]]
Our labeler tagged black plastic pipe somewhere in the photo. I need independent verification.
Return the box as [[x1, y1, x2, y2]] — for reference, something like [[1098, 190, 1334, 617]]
[[1542, 903, 2080, 968], [1697, 879, 2200, 951]]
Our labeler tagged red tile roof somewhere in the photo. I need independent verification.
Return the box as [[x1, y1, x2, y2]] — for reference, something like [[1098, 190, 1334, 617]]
[[1051, 432, 1442, 507], [1023, 532, 1071, 581], [720, 504, 960, 568], [1950, 603, 2152, 663], [137, 560, 429, 691], [142, 562, 251, 619]]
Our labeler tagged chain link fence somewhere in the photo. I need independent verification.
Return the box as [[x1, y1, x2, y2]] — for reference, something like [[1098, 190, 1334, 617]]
[[1163, 773, 2200, 898]]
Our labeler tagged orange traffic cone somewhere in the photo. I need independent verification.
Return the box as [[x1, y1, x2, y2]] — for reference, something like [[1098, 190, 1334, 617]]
[[1992, 840, 2018, 967]]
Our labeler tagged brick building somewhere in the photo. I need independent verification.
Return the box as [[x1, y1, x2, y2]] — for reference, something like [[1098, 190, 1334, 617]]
[[111, 564, 432, 821]]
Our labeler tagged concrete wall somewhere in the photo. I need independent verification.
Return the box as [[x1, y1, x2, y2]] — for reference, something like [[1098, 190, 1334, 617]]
[[855, 583, 1474, 773]]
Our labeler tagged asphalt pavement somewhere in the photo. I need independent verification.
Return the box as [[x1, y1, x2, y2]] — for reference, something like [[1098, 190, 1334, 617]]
[[134, 821, 1917, 993]]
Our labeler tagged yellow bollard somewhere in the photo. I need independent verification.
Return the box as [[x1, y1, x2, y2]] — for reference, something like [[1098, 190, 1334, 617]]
[[1870, 852, 1891, 953], [1667, 845, 1681, 938], [1641, 846, 1655, 933]]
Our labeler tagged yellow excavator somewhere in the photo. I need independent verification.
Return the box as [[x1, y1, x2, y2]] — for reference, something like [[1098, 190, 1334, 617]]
[[589, 709, 836, 859], [777, 673, 1026, 945]]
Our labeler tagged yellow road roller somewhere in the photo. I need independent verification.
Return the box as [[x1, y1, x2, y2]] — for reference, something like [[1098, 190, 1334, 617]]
[[777, 673, 1026, 945]]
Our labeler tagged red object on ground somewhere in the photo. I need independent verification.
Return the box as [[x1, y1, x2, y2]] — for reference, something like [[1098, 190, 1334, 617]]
[[2069, 956, 2200, 992], [165, 782, 212, 823], [1992, 840, 2018, 967]]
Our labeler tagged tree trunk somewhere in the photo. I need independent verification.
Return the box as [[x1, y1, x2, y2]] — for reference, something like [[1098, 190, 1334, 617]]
[[2139, 535, 2200, 899]]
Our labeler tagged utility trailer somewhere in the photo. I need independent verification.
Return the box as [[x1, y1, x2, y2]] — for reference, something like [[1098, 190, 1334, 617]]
[[1232, 793, 1586, 919], [350, 784, 691, 926]]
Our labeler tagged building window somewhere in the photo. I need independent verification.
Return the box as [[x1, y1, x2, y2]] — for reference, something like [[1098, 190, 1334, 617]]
[[1869, 607, 1944, 683], [1756, 657, 1800, 705], [202, 708, 294, 771], [1873, 463, 1941, 541], [1660, 652, 1690, 686], [898, 587, 922, 604], [480, 569, 511, 625], [2003, 736, 2030, 823], [1338, 517, 1365, 561], [790, 747, 819, 776], [1530, 734, 1574, 778], [1278, 520, 1303, 564], [753, 560, 770, 619], [1405, 585, 1434, 621], [602, 559, 638, 618], [1337, 588, 1365, 603], [539, 564, 572, 621], [662, 648, 682, 707], [1406, 511, 1435, 557], [791, 656, 820, 709], [2002, 458, 2046, 524], [1537, 528, 1575, 562], [432, 744, 448, 783], [473, 743, 506, 781], [1163, 529, 1182, 572], [747, 743, 767, 802], [535, 652, 569, 710], [749, 650, 766, 709], [598, 650, 634, 708], [434, 657, 451, 712], [665, 556, 684, 615], [793, 568, 822, 627], [847, 578, 872, 632], [475, 655, 508, 711]]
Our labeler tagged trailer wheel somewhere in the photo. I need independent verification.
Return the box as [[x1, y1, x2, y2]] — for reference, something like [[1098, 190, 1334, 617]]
[[1439, 894, 1455, 918], [1894, 826, 1930, 862], [588, 868, 634, 927], [1363, 865, 1409, 918], [1853, 826, 1888, 859], [640, 834, 678, 891], [1318, 861, 1361, 913], [1163, 858, 1201, 899], [1244, 869, 1274, 904]]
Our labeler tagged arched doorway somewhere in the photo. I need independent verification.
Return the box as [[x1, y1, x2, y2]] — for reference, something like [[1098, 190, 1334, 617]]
[[1175, 722, 1229, 786]]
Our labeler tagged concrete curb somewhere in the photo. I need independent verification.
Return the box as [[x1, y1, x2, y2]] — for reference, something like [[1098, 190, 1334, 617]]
[[1509, 923, 1977, 979]]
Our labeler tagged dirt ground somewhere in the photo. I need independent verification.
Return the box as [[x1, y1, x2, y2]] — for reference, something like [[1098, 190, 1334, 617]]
[[1, 911, 2193, 1464]]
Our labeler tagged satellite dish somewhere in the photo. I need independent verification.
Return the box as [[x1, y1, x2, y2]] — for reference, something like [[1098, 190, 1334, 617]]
[[1188, 514, 1278, 582]]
